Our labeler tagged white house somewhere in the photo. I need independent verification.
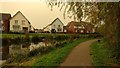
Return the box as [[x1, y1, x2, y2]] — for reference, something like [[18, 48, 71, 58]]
[[43, 18, 64, 33], [10, 11, 31, 33]]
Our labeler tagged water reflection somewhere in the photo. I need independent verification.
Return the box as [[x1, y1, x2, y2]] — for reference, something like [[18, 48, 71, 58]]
[[1, 42, 52, 60]]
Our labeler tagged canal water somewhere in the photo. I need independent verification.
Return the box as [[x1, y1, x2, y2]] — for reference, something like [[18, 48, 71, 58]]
[[0, 42, 52, 60]]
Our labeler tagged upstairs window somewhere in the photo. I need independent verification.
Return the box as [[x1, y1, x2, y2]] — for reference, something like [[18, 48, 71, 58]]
[[58, 25, 60, 27], [15, 20, 18, 25], [22, 20, 25, 25]]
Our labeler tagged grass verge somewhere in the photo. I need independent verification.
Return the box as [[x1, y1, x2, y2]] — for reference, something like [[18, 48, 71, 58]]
[[90, 39, 116, 66], [32, 38, 89, 66]]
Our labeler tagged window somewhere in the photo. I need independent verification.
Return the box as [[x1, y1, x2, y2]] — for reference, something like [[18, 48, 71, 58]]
[[58, 25, 60, 27], [0, 20, 3, 24], [15, 20, 18, 25], [13, 25, 20, 32], [57, 25, 62, 32], [79, 26, 82, 29], [22, 20, 25, 25], [74, 26, 77, 28], [81, 30, 84, 33], [57, 28, 62, 32]]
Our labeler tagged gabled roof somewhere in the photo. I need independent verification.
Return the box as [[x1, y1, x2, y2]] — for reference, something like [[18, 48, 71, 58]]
[[0, 13, 11, 20], [66, 21, 91, 27], [10, 11, 31, 24], [50, 18, 64, 25], [43, 24, 51, 30], [43, 18, 64, 30]]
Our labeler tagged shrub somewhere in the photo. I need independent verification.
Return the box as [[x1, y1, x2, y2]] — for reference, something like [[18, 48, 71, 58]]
[[11, 37, 22, 45], [31, 36, 42, 44], [27, 46, 55, 57]]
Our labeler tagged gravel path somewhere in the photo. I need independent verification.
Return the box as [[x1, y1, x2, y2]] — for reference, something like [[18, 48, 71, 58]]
[[60, 39, 98, 66]]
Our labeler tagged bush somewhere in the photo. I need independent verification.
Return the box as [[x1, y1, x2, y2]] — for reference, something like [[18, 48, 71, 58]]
[[11, 37, 23, 45], [27, 46, 55, 57], [6, 54, 28, 63], [31, 36, 43, 44]]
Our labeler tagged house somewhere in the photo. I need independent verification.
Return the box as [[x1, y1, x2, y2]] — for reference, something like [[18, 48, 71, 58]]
[[65, 21, 95, 34], [10, 11, 31, 33], [43, 18, 64, 33], [0, 13, 11, 33], [43, 24, 51, 33]]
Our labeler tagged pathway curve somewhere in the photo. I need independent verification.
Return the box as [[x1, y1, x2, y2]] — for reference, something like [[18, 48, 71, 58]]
[[60, 39, 98, 66]]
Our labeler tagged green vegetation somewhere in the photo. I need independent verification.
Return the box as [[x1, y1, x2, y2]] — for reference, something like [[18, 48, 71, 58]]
[[3, 33, 95, 66], [33, 38, 88, 66], [0, 33, 89, 38], [50, 2, 120, 63], [91, 39, 116, 66]]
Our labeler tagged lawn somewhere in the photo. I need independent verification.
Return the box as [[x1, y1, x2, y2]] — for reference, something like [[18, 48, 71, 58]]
[[90, 39, 116, 66]]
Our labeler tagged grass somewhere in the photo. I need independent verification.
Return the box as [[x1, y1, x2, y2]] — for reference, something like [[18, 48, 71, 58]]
[[4, 38, 91, 67], [90, 39, 116, 66], [0, 33, 89, 38], [32, 38, 89, 66]]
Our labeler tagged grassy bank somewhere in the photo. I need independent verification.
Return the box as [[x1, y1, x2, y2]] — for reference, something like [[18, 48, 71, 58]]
[[4, 38, 90, 66], [90, 39, 116, 66], [32, 38, 89, 66], [0, 33, 90, 38]]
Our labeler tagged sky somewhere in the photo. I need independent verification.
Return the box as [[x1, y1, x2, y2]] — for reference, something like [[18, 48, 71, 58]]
[[0, 2, 74, 29]]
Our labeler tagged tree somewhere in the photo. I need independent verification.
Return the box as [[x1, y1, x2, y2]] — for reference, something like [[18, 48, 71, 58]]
[[48, 1, 120, 62], [97, 2, 120, 61]]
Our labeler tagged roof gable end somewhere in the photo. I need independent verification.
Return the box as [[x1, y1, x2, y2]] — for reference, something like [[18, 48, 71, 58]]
[[50, 18, 64, 25], [10, 11, 30, 24]]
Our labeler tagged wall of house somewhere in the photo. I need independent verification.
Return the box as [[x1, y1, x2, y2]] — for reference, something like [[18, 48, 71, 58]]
[[51, 19, 64, 32], [10, 12, 30, 32], [3, 20, 10, 33], [67, 21, 75, 33], [0, 14, 11, 33]]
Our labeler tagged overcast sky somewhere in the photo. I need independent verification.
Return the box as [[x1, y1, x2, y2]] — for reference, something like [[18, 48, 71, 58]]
[[0, 2, 74, 29]]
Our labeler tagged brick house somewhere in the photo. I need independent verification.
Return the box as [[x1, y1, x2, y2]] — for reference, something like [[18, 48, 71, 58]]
[[65, 21, 95, 34], [0, 13, 11, 33]]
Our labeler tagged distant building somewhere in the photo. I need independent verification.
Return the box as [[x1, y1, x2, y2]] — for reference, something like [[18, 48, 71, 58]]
[[0, 13, 11, 33], [10, 11, 31, 33], [43, 24, 51, 33], [43, 18, 64, 33], [65, 21, 95, 34]]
